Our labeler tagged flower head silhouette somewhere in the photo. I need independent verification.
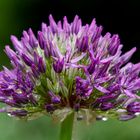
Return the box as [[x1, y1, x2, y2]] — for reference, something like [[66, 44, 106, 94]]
[[0, 15, 140, 122]]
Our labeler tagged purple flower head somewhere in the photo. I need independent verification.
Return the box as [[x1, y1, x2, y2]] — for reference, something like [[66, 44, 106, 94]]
[[0, 15, 140, 122]]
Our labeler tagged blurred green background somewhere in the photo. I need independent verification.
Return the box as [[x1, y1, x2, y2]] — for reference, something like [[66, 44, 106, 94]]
[[0, 0, 140, 140]]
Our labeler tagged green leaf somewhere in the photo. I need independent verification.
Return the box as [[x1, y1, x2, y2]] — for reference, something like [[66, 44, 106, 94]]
[[59, 111, 74, 140]]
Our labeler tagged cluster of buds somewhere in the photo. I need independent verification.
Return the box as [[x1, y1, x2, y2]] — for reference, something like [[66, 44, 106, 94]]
[[0, 15, 140, 122]]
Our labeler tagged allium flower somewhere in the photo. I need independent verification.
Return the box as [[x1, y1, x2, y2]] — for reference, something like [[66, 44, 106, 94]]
[[0, 15, 140, 124]]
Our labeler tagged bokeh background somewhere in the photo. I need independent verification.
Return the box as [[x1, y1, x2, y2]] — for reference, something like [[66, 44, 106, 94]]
[[0, 0, 140, 140]]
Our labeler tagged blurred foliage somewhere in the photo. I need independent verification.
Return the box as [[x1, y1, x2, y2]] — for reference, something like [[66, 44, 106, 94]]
[[0, 0, 140, 140], [0, 0, 44, 69], [1, 113, 140, 140]]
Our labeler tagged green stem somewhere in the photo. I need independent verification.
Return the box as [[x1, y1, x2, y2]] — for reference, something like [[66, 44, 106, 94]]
[[59, 111, 74, 140]]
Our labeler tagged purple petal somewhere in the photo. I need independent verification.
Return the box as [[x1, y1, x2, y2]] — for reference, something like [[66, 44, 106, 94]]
[[118, 47, 136, 65], [22, 53, 33, 66], [28, 28, 38, 48], [38, 57, 46, 73], [119, 114, 136, 121], [94, 85, 110, 94]]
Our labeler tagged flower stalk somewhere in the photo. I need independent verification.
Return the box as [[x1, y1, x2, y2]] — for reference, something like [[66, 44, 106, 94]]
[[59, 111, 74, 140]]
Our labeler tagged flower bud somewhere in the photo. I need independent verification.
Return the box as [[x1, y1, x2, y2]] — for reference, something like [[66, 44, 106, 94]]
[[53, 58, 64, 73]]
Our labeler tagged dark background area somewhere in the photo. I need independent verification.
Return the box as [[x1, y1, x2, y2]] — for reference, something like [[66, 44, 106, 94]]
[[0, 0, 140, 140], [0, 0, 140, 66]]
